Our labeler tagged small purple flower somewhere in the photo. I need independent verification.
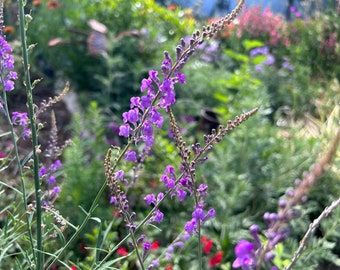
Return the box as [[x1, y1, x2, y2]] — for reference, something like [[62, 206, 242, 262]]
[[179, 177, 190, 186], [176, 189, 187, 201], [130, 96, 141, 108], [152, 209, 164, 224], [142, 241, 151, 251], [159, 79, 175, 107], [165, 178, 175, 189], [52, 186, 61, 194], [282, 62, 294, 71], [149, 109, 164, 128], [108, 122, 120, 134], [141, 77, 153, 92], [157, 192, 164, 201], [197, 184, 208, 196], [149, 259, 159, 268], [263, 54, 275, 65], [119, 124, 130, 138], [192, 205, 205, 221], [232, 240, 256, 269], [12, 112, 28, 126], [184, 219, 197, 234], [122, 108, 140, 125], [124, 150, 137, 162], [164, 165, 175, 175], [250, 46, 269, 57], [206, 208, 215, 219], [161, 51, 173, 76], [110, 196, 117, 204], [144, 194, 156, 205], [255, 65, 264, 72], [142, 120, 152, 135], [50, 160, 62, 172], [116, 170, 124, 180], [22, 128, 31, 139], [149, 70, 160, 85], [177, 73, 186, 84], [141, 95, 152, 108], [39, 166, 47, 177], [160, 88, 176, 108], [48, 175, 56, 185]]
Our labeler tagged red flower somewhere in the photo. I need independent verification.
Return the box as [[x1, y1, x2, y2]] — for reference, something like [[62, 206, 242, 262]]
[[32, 0, 41, 5], [165, 265, 173, 270], [201, 236, 213, 254], [151, 178, 157, 189], [70, 266, 77, 270], [117, 246, 128, 256], [3, 26, 15, 34], [209, 251, 223, 268], [167, 4, 177, 11], [46, 0, 60, 9], [151, 241, 159, 250]]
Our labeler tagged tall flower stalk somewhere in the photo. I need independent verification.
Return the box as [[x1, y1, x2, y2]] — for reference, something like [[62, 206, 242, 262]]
[[16, 0, 43, 268], [1, 2, 38, 268], [232, 128, 340, 270]]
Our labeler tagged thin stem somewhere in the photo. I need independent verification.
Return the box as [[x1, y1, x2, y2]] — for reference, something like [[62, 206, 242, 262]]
[[128, 224, 145, 270], [1, 80, 36, 265], [284, 197, 340, 270], [46, 180, 107, 269], [17, 0, 43, 268]]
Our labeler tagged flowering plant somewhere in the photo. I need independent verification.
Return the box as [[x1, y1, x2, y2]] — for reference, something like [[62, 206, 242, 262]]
[[234, 6, 290, 47], [1, 1, 340, 270]]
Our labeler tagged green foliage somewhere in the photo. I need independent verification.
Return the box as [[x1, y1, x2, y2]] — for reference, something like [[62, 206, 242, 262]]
[[28, 0, 195, 112], [59, 102, 111, 225], [287, 10, 340, 79]]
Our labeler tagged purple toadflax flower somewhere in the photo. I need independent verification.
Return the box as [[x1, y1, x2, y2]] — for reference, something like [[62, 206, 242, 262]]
[[0, 36, 17, 92], [232, 240, 257, 270]]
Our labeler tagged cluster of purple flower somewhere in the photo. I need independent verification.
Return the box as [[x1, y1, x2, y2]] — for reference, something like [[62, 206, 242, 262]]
[[0, 36, 17, 92], [39, 159, 63, 204], [249, 46, 294, 72], [0, 35, 30, 139]]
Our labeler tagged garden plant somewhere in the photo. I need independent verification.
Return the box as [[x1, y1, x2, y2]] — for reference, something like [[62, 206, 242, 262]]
[[1, 0, 340, 270]]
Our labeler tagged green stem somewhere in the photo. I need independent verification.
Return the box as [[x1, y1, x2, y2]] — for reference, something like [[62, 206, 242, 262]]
[[17, 1, 43, 268], [46, 178, 108, 269], [1, 80, 36, 265], [127, 222, 145, 270]]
